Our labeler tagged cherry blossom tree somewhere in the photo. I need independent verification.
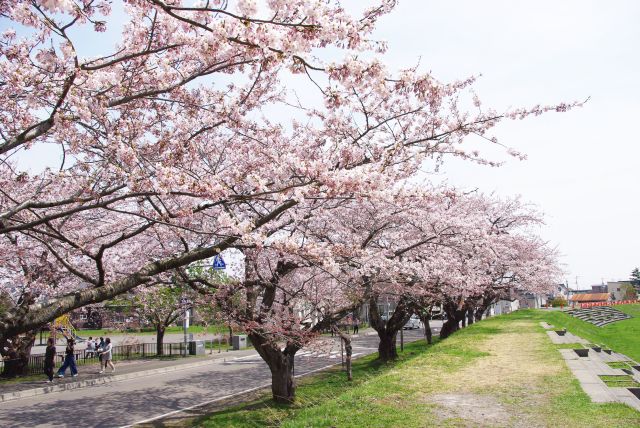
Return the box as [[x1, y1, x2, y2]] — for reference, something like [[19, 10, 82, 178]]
[[191, 248, 358, 403], [134, 280, 194, 355], [0, 0, 401, 344], [0, 0, 574, 369], [323, 190, 561, 357], [431, 197, 561, 338]]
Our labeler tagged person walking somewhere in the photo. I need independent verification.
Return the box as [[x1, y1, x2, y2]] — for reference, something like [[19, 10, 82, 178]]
[[97, 336, 105, 367], [352, 316, 359, 335], [85, 337, 95, 359], [56, 339, 78, 378], [44, 338, 56, 383], [99, 338, 115, 373]]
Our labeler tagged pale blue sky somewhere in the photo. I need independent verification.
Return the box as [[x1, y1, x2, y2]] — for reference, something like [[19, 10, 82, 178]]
[[373, 0, 640, 288]]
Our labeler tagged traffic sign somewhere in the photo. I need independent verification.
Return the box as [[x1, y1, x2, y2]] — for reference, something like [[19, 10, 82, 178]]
[[213, 254, 226, 270]]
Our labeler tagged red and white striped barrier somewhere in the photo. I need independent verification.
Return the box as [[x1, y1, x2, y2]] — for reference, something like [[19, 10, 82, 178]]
[[580, 300, 638, 309]]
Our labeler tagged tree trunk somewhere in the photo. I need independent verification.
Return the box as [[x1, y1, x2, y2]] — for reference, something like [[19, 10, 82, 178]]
[[455, 306, 467, 327], [467, 309, 474, 326], [344, 340, 353, 381], [334, 327, 353, 381], [0, 331, 35, 377], [269, 357, 295, 403], [420, 315, 433, 344], [378, 331, 398, 361], [475, 305, 490, 322], [368, 294, 411, 362], [439, 318, 458, 339], [249, 333, 298, 403], [156, 325, 165, 356], [440, 301, 460, 339], [15, 331, 35, 376]]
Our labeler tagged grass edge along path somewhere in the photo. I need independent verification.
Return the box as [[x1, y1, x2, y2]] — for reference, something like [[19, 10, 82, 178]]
[[532, 304, 640, 362], [192, 312, 640, 428]]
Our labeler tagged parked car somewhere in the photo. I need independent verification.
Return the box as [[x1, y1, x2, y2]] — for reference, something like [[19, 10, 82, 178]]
[[403, 315, 421, 330], [430, 310, 445, 320]]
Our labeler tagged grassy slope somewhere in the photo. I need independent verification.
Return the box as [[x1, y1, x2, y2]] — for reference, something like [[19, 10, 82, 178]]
[[531, 304, 640, 361], [195, 311, 640, 428]]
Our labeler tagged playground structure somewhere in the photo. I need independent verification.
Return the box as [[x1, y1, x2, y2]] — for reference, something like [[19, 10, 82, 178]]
[[50, 314, 85, 343]]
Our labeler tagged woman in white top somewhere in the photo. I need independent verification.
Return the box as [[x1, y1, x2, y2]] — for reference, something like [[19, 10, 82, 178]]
[[85, 337, 95, 358], [99, 338, 115, 373]]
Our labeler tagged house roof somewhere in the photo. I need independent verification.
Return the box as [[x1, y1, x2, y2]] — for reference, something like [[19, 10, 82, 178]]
[[569, 293, 610, 302]]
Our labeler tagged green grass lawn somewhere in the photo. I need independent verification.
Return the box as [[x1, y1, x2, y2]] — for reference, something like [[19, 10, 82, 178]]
[[599, 375, 640, 388], [531, 304, 640, 361], [608, 361, 636, 370], [76, 324, 230, 338], [192, 311, 640, 428]]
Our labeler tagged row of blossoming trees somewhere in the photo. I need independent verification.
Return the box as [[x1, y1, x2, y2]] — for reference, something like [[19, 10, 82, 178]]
[[1, 1, 568, 402]]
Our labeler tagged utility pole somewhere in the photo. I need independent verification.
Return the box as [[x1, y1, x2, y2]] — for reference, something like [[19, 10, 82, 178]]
[[182, 297, 189, 357]]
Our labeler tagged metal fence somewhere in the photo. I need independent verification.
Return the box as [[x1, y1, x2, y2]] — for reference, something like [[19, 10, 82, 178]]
[[1, 334, 253, 379], [1, 341, 209, 378]]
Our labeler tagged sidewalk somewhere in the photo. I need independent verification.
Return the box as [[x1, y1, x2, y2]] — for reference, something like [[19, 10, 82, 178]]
[[0, 347, 258, 403]]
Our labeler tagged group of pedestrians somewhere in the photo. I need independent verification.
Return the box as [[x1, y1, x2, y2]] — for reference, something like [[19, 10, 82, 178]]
[[330, 315, 360, 336], [43, 336, 115, 383]]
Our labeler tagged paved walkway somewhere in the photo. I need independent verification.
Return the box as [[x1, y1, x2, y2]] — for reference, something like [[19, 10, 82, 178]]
[[0, 348, 255, 401], [544, 328, 640, 411], [545, 329, 589, 345]]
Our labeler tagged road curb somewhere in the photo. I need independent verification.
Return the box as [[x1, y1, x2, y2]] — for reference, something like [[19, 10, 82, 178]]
[[0, 356, 242, 403]]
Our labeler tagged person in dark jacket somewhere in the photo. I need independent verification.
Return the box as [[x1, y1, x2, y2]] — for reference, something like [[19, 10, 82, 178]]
[[44, 337, 56, 383], [56, 339, 78, 378], [97, 337, 105, 366]]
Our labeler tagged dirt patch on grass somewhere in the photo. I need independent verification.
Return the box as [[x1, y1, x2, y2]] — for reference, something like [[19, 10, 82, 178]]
[[424, 320, 561, 427], [428, 393, 512, 427], [455, 329, 562, 390]]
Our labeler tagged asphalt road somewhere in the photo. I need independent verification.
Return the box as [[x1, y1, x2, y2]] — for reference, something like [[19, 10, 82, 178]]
[[0, 325, 439, 428]]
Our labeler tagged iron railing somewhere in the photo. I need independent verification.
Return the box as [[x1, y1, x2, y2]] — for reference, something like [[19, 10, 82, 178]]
[[2, 335, 252, 378], [2, 341, 202, 378]]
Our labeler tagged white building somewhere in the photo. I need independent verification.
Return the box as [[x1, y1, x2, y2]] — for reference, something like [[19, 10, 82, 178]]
[[488, 299, 520, 316]]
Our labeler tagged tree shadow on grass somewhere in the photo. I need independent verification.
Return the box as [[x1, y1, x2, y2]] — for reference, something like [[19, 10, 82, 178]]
[[192, 340, 438, 427]]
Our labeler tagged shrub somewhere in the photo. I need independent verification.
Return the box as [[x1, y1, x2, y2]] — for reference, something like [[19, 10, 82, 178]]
[[549, 297, 568, 307]]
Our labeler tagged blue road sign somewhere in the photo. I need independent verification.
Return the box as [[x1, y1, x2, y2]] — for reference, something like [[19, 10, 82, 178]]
[[213, 254, 226, 270]]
